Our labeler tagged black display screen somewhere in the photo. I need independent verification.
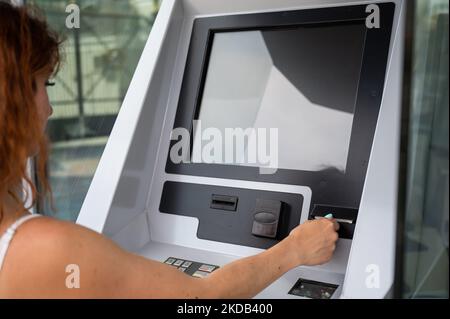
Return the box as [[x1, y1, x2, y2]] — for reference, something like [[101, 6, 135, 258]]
[[193, 22, 367, 173]]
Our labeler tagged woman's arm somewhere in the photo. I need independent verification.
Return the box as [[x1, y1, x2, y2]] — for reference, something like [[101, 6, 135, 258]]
[[203, 219, 339, 298], [0, 217, 338, 298]]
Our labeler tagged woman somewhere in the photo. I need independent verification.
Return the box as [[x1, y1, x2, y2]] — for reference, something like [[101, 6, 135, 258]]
[[0, 2, 339, 298]]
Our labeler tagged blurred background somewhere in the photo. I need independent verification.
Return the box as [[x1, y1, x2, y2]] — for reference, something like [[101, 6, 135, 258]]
[[25, 0, 161, 221], [399, 0, 448, 298]]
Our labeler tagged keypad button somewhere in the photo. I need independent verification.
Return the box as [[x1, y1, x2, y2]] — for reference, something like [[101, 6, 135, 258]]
[[193, 270, 210, 278], [198, 264, 216, 273], [173, 259, 184, 267], [165, 258, 176, 265], [182, 261, 192, 268]]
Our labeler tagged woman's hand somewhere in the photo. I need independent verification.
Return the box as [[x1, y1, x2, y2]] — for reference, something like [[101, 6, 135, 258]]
[[286, 218, 340, 267]]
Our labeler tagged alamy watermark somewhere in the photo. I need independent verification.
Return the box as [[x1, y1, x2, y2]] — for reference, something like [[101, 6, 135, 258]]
[[65, 4, 80, 29], [170, 121, 279, 175], [365, 264, 380, 289], [65, 264, 80, 289], [62, 3, 381, 34], [63, 3, 380, 30], [366, 4, 381, 29]]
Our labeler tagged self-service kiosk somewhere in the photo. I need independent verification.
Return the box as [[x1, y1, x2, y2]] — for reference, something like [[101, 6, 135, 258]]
[[77, 0, 406, 298]]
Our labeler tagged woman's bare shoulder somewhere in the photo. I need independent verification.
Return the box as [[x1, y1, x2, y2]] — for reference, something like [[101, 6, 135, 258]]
[[0, 216, 128, 297], [0, 215, 203, 298], [11, 215, 99, 241], [5, 216, 106, 257]]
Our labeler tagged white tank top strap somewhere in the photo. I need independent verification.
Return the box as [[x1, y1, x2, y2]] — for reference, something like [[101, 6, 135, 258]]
[[0, 214, 42, 272]]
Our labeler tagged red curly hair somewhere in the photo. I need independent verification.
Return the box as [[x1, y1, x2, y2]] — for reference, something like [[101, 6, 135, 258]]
[[0, 2, 61, 221]]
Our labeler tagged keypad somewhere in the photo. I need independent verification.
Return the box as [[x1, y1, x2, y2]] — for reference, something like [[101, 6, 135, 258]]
[[163, 257, 219, 277]]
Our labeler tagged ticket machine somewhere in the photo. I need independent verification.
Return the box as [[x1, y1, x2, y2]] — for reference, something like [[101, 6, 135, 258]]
[[78, 0, 406, 298]]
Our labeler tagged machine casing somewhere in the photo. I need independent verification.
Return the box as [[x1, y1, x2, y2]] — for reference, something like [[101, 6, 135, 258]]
[[77, 0, 406, 298]]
